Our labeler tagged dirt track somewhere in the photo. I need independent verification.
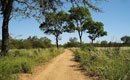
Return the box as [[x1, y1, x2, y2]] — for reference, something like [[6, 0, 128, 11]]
[[19, 49, 94, 80]]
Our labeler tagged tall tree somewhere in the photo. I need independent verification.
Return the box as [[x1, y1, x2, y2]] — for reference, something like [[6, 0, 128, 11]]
[[68, 7, 92, 46], [87, 22, 107, 43], [40, 11, 68, 48], [0, 0, 14, 56]]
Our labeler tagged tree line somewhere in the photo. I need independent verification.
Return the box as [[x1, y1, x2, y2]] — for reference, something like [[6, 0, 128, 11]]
[[64, 36, 130, 47], [0, 35, 129, 49], [0, 36, 53, 49]]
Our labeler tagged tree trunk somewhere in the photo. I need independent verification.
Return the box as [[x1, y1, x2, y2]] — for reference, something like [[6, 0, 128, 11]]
[[79, 36, 82, 47], [1, 15, 10, 56], [1, 0, 14, 56], [91, 40, 94, 44], [56, 36, 59, 48], [78, 31, 82, 47]]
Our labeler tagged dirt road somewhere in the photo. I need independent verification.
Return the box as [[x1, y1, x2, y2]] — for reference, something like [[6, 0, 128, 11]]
[[19, 49, 94, 80]]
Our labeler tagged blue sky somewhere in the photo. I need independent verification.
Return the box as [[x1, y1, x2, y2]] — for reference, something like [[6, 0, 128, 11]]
[[0, 0, 130, 44]]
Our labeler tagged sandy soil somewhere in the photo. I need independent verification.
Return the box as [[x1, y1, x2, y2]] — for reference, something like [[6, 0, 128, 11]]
[[19, 49, 95, 80]]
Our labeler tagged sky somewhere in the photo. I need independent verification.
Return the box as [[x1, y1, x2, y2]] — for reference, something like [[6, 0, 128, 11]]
[[0, 0, 130, 44]]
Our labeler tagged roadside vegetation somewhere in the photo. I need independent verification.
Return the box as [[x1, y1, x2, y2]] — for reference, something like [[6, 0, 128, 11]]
[[0, 48, 64, 80], [72, 46, 130, 80], [0, 0, 129, 80]]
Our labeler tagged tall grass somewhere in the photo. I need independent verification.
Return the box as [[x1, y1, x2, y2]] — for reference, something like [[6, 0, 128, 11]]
[[72, 47, 130, 80], [0, 48, 64, 80]]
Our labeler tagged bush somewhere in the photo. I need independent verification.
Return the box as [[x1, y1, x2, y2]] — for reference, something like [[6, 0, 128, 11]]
[[74, 50, 81, 62], [0, 57, 34, 80], [81, 44, 95, 51], [64, 42, 80, 48]]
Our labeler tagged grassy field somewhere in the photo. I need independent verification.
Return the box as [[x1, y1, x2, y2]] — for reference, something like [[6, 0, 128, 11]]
[[0, 48, 64, 80], [72, 47, 130, 80]]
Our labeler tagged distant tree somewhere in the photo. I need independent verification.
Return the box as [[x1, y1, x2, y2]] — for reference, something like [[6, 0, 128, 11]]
[[21, 40, 33, 49], [31, 36, 39, 41], [40, 37, 51, 44], [121, 36, 130, 44], [40, 11, 68, 48], [101, 40, 108, 44], [26, 36, 52, 48], [68, 7, 92, 46], [87, 22, 107, 43], [69, 37, 77, 43], [101, 40, 107, 46]]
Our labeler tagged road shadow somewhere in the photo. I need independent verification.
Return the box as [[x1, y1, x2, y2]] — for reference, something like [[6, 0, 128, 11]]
[[69, 59, 98, 80], [70, 58, 76, 61]]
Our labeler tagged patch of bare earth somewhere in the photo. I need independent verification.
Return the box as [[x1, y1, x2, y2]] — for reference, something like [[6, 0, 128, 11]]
[[19, 49, 97, 80]]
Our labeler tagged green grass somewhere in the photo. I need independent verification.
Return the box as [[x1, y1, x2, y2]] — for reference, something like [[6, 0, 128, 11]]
[[0, 48, 64, 80], [72, 47, 130, 80]]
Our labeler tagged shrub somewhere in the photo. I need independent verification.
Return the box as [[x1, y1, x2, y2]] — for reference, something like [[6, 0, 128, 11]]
[[0, 57, 34, 80], [81, 44, 95, 51]]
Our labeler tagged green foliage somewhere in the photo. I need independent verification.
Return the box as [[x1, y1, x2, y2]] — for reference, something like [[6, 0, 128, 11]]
[[0, 48, 64, 80], [69, 7, 91, 21], [72, 47, 130, 80], [100, 40, 108, 47], [101, 40, 108, 44], [121, 35, 130, 44], [64, 40, 130, 48], [8, 36, 52, 49], [40, 11, 68, 48], [87, 22, 107, 43], [69, 37, 77, 43], [0, 57, 34, 80], [74, 50, 81, 62], [68, 7, 92, 45], [2, 0, 103, 22], [40, 11, 68, 35], [81, 44, 95, 51], [64, 37, 80, 48], [64, 42, 80, 48]]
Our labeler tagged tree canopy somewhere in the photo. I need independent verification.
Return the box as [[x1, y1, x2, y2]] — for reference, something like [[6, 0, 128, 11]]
[[121, 36, 130, 44], [40, 11, 68, 48], [87, 22, 107, 43], [68, 6, 92, 46]]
